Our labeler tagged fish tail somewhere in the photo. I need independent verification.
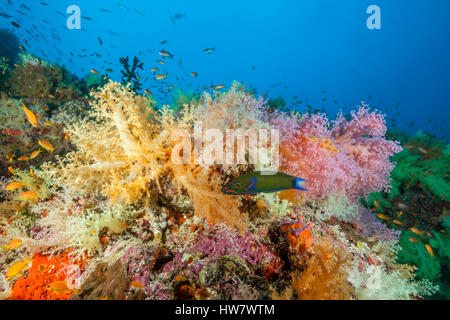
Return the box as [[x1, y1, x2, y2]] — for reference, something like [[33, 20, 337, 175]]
[[295, 178, 308, 191]]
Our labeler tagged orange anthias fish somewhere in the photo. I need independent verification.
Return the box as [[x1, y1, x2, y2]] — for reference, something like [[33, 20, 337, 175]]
[[1, 238, 22, 250], [17, 156, 30, 161], [190, 72, 198, 77], [424, 244, 434, 257], [144, 89, 152, 95], [90, 69, 99, 74], [151, 67, 158, 72], [6, 257, 32, 280], [47, 280, 75, 294], [19, 191, 36, 200], [156, 60, 165, 65], [410, 227, 423, 235], [8, 166, 15, 175], [213, 85, 225, 90], [5, 182, 26, 191], [30, 168, 37, 178], [408, 237, 419, 243], [20, 101, 38, 127], [156, 73, 167, 80], [38, 140, 54, 152], [29, 149, 42, 159], [376, 213, 390, 221], [64, 133, 70, 141]]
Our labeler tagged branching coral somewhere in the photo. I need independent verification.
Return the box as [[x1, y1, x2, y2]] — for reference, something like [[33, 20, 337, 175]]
[[120, 56, 144, 92], [269, 104, 402, 202], [42, 81, 163, 203]]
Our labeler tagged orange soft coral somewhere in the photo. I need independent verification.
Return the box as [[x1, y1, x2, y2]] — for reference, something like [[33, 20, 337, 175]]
[[272, 238, 353, 300], [291, 239, 353, 300], [10, 250, 86, 300]]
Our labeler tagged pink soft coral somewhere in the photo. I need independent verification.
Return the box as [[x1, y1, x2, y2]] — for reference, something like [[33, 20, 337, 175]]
[[270, 104, 402, 202]]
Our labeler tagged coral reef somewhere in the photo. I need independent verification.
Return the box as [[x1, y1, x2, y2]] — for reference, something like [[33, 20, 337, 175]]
[[0, 52, 445, 301]]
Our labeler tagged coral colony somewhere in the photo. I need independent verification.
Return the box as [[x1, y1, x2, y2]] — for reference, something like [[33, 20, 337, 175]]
[[0, 52, 449, 301]]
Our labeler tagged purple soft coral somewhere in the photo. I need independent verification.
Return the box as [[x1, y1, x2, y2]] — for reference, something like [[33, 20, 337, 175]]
[[163, 225, 277, 275]]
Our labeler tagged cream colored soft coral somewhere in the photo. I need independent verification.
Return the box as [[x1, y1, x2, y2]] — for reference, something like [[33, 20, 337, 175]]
[[42, 81, 166, 203]]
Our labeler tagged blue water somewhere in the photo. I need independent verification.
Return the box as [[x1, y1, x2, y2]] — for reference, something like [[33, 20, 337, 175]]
[[1, 0, 449, 139]]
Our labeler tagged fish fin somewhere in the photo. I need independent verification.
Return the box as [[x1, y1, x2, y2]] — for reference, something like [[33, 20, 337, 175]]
[[295, 178, 308, 191]]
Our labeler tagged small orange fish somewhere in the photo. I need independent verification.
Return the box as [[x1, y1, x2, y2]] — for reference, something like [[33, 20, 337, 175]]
[[214, 85, 225, 90], [47, 280, 73, 294], [44, 121, 57, 127], [19, 191, 36, 200], [408, 237, 419, 243], [410, 227, 423, 235], [156, 60, 165, 65], [130, 281, 145, 288], [90, 69, 99, 74], [17, 156, 29, 161], [38, 140, 54, 152], [144, 89, 152, 95], [424, 244, 434, 257], [100, 236, 109, 245], [156, 73, 167, 80], [392, 219, 404, 226], [20, 101, 37, 127], [6, 154, 14, 162], [5, 182, 26, 191], [1, 238, 22, 250], [151, 67, 158, 72], [64, 133, 70, 141], [8, 166, 15, 175], [376, 213, 390, 220], [174, 276, 187, 282], [30, 168, 37, 178], [29, 149, 42, 160], [6, 257, 32, 280], [190, 72, 198, 77]]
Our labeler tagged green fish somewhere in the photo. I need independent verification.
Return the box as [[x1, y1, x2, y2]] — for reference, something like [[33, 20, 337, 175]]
[[221, 171, 308, 195]]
